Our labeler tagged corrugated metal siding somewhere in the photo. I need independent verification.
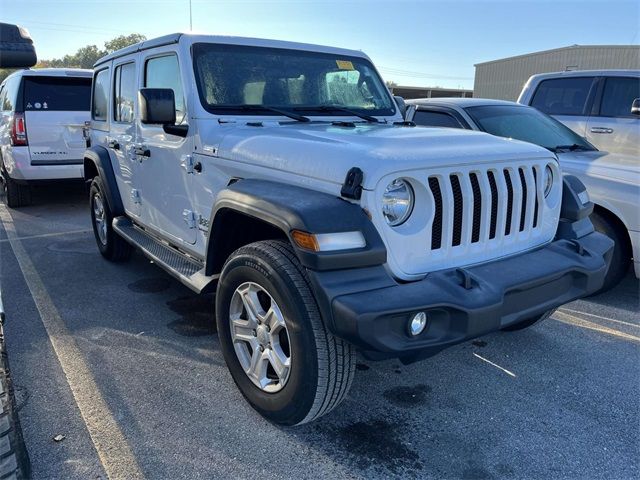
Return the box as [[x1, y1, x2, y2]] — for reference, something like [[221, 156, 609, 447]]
[[474, 46, 640, 100]]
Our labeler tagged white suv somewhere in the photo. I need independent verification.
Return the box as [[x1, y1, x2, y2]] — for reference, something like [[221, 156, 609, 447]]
[[0, 68, 92, 207], [518, 70, 640, 157], [84, 33, 612, 425]]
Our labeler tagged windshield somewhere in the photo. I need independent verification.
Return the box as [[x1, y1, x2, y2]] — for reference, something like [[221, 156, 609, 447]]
[[192, 43, 396, 117], [465, 105, 596, 152]]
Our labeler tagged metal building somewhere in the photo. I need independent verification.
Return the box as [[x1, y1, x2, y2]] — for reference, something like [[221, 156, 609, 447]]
[[388, 85, 473, 100], [474, 45, 640, 101]]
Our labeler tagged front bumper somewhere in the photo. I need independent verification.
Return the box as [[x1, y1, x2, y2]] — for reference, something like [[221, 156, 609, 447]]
[[308, 230, 613, 361]]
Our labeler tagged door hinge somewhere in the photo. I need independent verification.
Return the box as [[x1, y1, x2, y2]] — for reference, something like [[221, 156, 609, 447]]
[[130, 189, 141, 204], [182, 209, 197, 229], [181, 154, 194, 174]]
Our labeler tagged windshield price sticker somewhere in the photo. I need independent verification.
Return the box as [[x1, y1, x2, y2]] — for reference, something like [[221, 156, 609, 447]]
[[336, 60, 354, 70]]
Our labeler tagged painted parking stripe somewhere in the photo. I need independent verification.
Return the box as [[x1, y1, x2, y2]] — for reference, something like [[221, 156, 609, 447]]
[[558, 307, 640, 329], [0, 228, 92, 243], [0, 205, 143, 479], [554, 311, 640, 343]]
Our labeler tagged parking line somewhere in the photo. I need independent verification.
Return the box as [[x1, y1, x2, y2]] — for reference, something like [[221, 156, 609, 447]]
[[554, 311, 640, 343], [558, 308, 640, 329], [0, 205, 144, 480], [0, 228, 92, 243], [473, 353, 517, 377]]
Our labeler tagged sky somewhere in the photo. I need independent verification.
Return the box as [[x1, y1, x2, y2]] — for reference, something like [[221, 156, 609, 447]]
[[2, 0, 639, 89]]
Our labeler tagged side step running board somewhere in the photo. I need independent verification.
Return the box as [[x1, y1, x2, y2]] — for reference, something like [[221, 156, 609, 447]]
[[112, 217, 217, 293]]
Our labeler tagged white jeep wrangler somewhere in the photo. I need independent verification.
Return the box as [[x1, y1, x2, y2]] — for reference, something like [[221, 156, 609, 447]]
[[84, 33, 613, 425]]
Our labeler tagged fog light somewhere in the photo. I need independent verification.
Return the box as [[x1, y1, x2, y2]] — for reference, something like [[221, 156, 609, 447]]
[[409, 312, 428, 336]]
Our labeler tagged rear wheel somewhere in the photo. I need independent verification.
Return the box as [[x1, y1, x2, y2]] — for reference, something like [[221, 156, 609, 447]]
[[89, 177, 132, 262], [3, 174, 31, 209], [216, 240, 355, 425], [501, 309, 555, 332], [589, 211, 631, 294]]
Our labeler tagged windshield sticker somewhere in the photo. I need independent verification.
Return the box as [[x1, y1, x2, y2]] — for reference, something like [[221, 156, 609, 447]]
[[336, 60, 354, 70]]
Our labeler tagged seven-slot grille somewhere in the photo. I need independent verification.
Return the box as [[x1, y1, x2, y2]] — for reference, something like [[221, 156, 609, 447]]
[[427, 164, 545, 252]]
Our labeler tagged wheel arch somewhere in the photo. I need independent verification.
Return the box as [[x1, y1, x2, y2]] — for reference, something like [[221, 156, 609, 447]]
[[204, 179, 386, 276], [83, 146, 124, 216], [592, 203, 633, 258]]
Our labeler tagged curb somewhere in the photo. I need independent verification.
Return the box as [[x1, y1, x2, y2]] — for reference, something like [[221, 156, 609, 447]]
[[0, 302, 31, 480]]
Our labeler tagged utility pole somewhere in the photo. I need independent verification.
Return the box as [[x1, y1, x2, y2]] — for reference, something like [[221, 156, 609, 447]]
[[189, 0, 193, 31]]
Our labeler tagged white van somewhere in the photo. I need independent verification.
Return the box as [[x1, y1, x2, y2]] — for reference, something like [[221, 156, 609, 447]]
[[0, 68, 92, 207]]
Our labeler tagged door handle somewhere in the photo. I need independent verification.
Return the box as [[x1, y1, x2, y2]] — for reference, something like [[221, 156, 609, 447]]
[[107, 139, 120, 150], [133, 145, 150, 157], [590, 127, 614, 134]]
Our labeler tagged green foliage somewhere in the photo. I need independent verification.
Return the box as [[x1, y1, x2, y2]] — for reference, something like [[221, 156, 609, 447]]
[[104, 34, 147, 54]]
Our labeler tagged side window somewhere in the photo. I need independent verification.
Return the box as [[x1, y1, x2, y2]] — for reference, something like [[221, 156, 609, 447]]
[[92, 69, 110, 121], [599, 77, 640, 118], [144, 55, 185, 123], [1, 76, 19, 112], [530, 77, 595, 116], [114, 63, 136, 123], [0, 85, 6, 111], [413, 110, 464, 129]]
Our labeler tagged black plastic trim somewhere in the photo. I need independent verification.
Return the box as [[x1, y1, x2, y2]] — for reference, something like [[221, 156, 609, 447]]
[[83, 146, 124, 216], [309, 230, 613, 361], [206, 179, 386, 273]]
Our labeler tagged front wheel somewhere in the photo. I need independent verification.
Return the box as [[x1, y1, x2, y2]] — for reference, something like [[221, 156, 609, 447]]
[[89, 177, 132, 262], [216, 240, 355, 426]]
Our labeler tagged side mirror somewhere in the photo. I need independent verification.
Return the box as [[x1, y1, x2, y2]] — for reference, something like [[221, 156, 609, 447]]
[[139, 88, 176, 125], [394, 95, 407, 118], [631, 98, 640, 115], [0, 23, 37, 68]]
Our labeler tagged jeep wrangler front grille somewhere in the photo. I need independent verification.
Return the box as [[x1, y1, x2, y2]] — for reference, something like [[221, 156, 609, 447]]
[[427, 165, 543, 252]]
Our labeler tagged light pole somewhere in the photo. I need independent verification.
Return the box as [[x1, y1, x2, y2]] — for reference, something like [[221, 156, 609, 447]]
[[189, 0, 193, 31]]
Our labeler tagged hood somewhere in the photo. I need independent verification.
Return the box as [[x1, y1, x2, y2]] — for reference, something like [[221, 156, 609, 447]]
[[204, 122, 553, 190], [557, 150, 640, 183]]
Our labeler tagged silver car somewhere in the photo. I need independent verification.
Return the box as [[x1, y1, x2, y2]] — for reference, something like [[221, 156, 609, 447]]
[[406, 97, 640, 293], [517, 69, 640, 157]]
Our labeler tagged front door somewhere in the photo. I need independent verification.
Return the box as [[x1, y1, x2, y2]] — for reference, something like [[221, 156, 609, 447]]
[[135, 52, 196, 245]]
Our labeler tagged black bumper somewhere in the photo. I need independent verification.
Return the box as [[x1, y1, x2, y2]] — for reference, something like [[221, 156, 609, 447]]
[[307, 230, 613, 361]]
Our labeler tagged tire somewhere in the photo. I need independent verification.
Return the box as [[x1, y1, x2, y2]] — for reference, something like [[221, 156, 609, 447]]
[[590, 211, 631, 294], [89, 177, 132, 262], [0, 322, 31, 480], [3, 175, 31, 209], [501, 309, 555, 332], [216, 240, 356, 426]]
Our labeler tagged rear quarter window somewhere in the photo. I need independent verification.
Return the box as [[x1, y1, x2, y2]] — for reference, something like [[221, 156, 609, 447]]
[[530, 77, 595, 116], [413, 110, 464, 129], [24, 76, 91, 111]]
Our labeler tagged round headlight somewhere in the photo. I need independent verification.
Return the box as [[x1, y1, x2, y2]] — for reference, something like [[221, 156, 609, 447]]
[[543, 164, 554, 197], [382, 178, 414, 226]]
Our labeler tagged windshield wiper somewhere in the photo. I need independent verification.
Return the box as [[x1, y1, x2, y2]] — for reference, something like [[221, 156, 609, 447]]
[[213, 104, 310, 122], [550, 144, 593, 153], [294, 105, 380, 123]]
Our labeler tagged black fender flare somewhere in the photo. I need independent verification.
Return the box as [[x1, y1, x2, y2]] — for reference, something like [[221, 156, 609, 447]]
[[206, 179, 387, 273], [83, 146, 125, 217]]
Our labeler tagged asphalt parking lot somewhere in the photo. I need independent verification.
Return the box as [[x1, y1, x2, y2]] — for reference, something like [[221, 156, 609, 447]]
[[0, 184, 638, 479]]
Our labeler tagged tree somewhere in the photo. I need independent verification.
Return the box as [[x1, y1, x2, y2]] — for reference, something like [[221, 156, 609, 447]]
[[104, 34, 146, 54]]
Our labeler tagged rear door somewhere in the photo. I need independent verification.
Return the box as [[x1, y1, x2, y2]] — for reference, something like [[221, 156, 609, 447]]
[[586, 76, 640, 156], [529, 76, 597, 138], [23, 75, 91, 165]]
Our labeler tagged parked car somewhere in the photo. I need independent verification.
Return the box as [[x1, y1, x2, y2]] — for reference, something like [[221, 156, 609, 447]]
[[517, 69, 640, 157], [0, 68, 92, 207], [84, 33, 612, 425], [406, 98, 639, 292]]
